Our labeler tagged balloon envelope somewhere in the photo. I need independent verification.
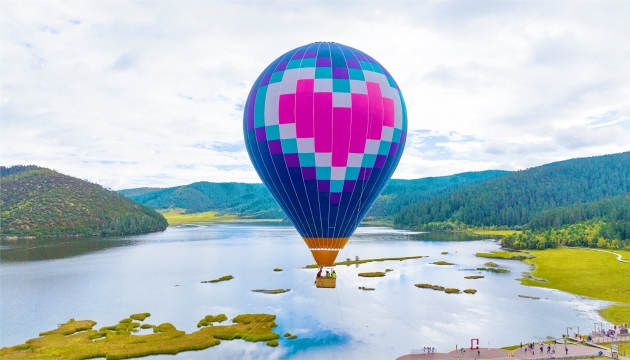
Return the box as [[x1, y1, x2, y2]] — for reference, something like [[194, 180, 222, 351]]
[[243, 42, 407, 265]]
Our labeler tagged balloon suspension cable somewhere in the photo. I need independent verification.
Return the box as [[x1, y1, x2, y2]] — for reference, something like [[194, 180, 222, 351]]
[[334, 282, 354, 360], [226, 270, 314, 342], [337, 272, 443, 350]]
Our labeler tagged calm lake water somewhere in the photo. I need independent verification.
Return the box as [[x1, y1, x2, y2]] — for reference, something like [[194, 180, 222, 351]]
[[0, 225, 611, 359]]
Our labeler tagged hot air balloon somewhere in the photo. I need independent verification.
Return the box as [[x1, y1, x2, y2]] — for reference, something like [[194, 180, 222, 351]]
[[243, 42, 407, 276]]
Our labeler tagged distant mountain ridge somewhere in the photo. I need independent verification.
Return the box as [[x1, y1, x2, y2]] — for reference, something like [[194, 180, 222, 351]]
[[394, 152, 630, 230], [119, 170, 510, 220], [1, 166, 168, 238]]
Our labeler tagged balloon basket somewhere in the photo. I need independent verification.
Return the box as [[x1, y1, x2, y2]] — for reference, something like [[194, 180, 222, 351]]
[[315, 277, 336, 289]]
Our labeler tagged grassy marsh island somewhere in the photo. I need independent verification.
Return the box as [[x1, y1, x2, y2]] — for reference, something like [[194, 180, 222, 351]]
[[197, 314, 228, 327], [431, 261, 455, 265], [201, 275, 234, 283], [130, 313, 151, 321], [521, 248, 630, 323], [252, 289, 290, 294], [305, 255, 425, 268], [444, 288, 461, 294], [0, 313, 280, 359], [477, 267, 510, 273], [283, 333, 298, 339], [441, 251, 449, 254], [358, 271, 386, 277], [464, 275, 485, 279], [476, 251, 533, 260], [273, 268, 283, 272], [484, 261, 499, 267], [463, 289, 477, 294], [415, 283, 444, 290]]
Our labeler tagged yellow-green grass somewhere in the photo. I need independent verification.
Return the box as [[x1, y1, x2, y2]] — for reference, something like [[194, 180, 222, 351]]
[[358, 271, 386, 277], [463, 289, 477, 294], [464, 275, 484, 279], [432, 261, 455, 266], [273, 268, 283, 272], [415, 283, 444, 290], [485, 261, 499, 267], [130, 313, 151, 321], [0, 313, 280, 359], [283, 333, 298, 339], [477, 267, 510, 273], [201, 275, 234, 283], [305, 255, 425, 268], [471, 230, 522, 236], [521, 248, 630, 324], [441, 252, 449, 255], [476, 251, 533, 260], [415, 283, 465, 294], [197, 314, 228, 328], [251, 289, 290, 294], [161, 210, 239, 226]]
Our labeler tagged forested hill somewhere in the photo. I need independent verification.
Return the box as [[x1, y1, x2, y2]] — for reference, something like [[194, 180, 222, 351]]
[[120, 170, 509, 220], [0, 166, 168, 238], [366, 170, 509, 218], [502, 195, 630, 250], [119, 182, 285, 219], [394, 152, 630, 229]]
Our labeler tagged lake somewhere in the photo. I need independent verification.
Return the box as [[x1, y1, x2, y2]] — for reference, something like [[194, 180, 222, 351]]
[[0, 225, 611, 359]]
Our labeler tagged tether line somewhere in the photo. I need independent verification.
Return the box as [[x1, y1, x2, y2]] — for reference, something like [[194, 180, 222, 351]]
[[338, 272, 442, 349]]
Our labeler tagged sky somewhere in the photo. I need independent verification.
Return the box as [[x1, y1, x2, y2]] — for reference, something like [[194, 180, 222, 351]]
[[2, 1, 630, 190]]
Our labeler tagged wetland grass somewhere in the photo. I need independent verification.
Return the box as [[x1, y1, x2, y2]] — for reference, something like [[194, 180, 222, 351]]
[[358, 271, 386, 277], [463, 289, 477, 294], [161, 210, 238, 226], [130, 313, 151, 321], [305, 255, 425, 268], [197, 314, 228, 328], [1, 313, 280, 359], [385, 269, 393, 272], [283, 333, 298, 339], [464, 275, 484, 279], [441, 252, 449, 255], [477, 267, 510, 273], [202, 275, 234, 283], [415, 284, 462, 294], [251, 289, 290, 294], [484, 261, 499, 267], [522, 248, 630, 324], [471, 230, 521, 236], [431, 261, 455, 266], [415, 284, 445, 291], [475, 251, 532, 260], [273, 268, 283, 272]]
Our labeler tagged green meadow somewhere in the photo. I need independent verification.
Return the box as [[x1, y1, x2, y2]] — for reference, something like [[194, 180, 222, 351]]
[[160, 210, 239, 226], [521, 248, 630, 324]]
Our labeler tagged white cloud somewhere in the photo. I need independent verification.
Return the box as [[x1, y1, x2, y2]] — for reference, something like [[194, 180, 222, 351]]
[[2, 1, 629, 189]]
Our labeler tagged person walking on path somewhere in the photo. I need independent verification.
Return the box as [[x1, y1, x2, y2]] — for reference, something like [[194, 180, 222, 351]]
[[565, 346, 568, 355]]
